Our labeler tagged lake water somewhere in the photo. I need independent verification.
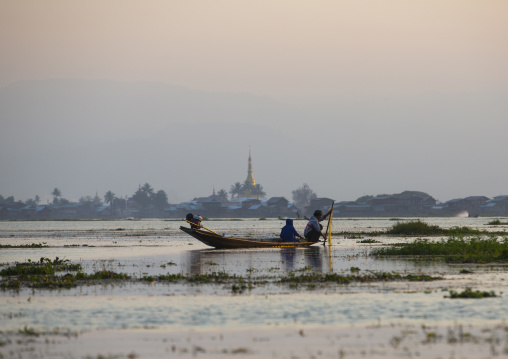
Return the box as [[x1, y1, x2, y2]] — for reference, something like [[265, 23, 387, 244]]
[[1, 217, 508, 334]]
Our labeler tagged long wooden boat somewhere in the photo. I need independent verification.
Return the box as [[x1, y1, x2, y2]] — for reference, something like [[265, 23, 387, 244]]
[[179, 226, 317, 249]]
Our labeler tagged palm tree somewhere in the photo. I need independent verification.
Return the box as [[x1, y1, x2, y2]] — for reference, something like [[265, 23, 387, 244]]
[[104, 191, 116, 206], [230, 182, 243, 198], [217, 189, 228, 201], [141, 183, 154, 197]]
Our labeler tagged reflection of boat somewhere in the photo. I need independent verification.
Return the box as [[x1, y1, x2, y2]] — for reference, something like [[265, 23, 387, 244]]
[[179, 226, 316, 249]]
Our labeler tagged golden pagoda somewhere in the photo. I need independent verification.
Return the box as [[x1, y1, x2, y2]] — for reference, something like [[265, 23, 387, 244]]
[[245, 150, 256, 187], [238, 150, 265, 199]]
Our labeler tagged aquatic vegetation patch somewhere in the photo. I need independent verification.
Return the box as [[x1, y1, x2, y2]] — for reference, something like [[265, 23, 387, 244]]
[[279, 271, 440, 285], [1, 279, 21, 289], [445, 288, 498, 299], [371, 235, 508, 263], [232, 283, 251, 294], [0, 243, 49, 248], [144, 271, 241, 284], [387, 220, 446, 235], [13, 326, 79, 339], [0, 257, 82, 277], [446, 226, 482, 236], [387, 220, 481, 236], [25, 273, 78, 289], [357, 239, 380, 243], [336, 220, 501, 237], [459, 269, 474, 274], [86, 270, 130, 280], [0, 258, 130, 290], [487, 219, 508, 225], [334, 230, 383, 237], [345, 234, 364, 239], [0, 258, 441, 291]]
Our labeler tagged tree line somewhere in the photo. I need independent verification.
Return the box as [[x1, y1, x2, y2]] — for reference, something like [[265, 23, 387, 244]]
[[1, 182, 319, 212]]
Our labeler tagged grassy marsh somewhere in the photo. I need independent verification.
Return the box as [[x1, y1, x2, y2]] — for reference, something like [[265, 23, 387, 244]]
[[1, 257, 443, 291], [372, 235, 508, 263], [0, 257, 130, 289], [335, 220, 506, 237]]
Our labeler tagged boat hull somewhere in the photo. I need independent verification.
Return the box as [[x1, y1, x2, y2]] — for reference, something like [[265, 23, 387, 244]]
[[179, 226, 316, 249]]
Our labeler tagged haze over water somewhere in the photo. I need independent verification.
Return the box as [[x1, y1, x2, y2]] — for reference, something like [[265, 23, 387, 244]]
[[1, 1, 507, 206]]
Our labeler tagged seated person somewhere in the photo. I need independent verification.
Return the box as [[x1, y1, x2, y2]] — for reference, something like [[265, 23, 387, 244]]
[[304, 209, 331, 242], [185, 213, 202, 229], [280, 218, 303, 242]]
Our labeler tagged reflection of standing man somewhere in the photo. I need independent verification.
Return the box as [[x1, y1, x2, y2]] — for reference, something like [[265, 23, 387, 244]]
[[280, 248, 296, 272], [304, 209, 331, 242], [304, 246, 323, 272]]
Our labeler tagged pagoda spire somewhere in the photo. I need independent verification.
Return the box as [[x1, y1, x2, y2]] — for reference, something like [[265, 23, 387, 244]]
[[245, 149, 256, 187]]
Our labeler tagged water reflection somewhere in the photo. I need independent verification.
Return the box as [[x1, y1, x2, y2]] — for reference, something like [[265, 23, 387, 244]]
[[303, 246, 324, 273], [280, 248, 296, 271], [182, 244, 452, 277], [183, 246, 334, 276]]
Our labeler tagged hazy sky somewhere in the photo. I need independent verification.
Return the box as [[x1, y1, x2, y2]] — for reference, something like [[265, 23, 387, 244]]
[[1, 1, 507, 204], [1, 1, 507, 98]]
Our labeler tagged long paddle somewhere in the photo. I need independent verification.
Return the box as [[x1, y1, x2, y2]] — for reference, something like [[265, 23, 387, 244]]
[[323, 201, 335, 246], [183, 219, 222, 236]]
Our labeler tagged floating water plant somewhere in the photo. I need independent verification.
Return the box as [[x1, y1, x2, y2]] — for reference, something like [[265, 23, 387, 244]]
[[0, 258, 130, 290], [143, 271, 240, 284], [279, 271, 440, 285], [357, 239, 380, 243], [446, 288, 498, 299], [86, 270, 129, 280], [0, 257, 82, 277], [0, 243, 49, 248], [345, 234, 364, 239], [487, 219, 508, 225]]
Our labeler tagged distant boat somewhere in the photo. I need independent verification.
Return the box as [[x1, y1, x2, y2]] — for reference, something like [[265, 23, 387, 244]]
[[179, 226, 316, 249]]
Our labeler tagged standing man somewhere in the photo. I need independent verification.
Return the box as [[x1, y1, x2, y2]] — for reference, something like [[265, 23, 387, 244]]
[[304, 209, 331, 242]]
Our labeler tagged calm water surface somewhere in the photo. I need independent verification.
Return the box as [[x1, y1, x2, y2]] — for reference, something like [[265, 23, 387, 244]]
[[1, 218, 508, 332]]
